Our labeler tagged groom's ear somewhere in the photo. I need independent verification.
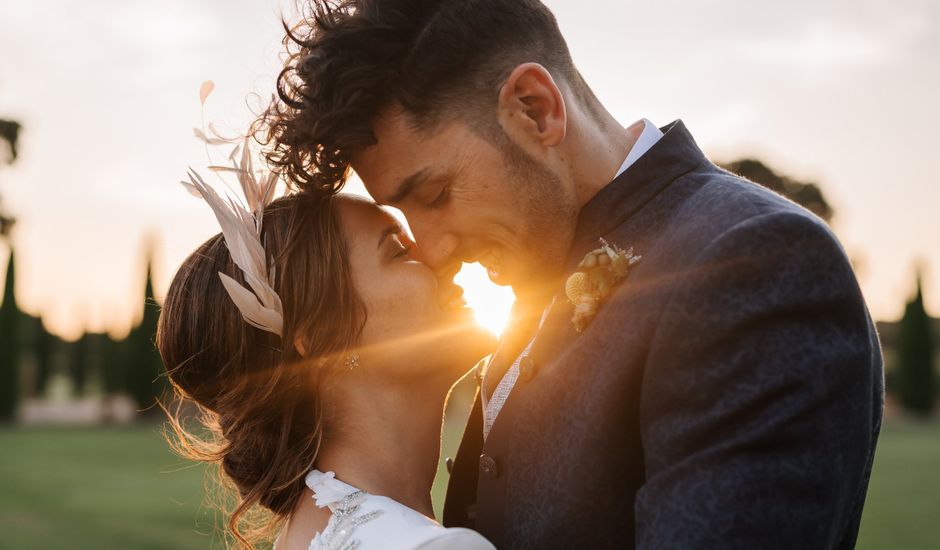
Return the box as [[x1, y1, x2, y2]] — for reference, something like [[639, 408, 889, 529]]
[[497, 63, 567, 149]]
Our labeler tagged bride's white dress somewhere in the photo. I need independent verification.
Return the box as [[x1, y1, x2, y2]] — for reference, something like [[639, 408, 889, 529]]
[[304, 470, 496, 550]]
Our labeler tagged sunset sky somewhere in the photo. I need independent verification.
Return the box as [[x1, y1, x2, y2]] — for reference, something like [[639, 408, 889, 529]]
[[0, 0, 937, 340]]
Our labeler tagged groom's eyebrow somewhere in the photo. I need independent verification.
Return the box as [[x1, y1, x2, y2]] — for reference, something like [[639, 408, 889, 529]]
[[387, 168, 431, 205]]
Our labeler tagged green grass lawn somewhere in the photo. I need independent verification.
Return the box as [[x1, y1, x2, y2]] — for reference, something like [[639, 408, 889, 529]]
[[0, 425, 220, 550], [0, 419, 937, 549], [856, 419, 940, 550]]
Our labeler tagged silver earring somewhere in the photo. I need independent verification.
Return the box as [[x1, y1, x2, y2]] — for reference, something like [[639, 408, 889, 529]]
[[343, 354, 360, 371]]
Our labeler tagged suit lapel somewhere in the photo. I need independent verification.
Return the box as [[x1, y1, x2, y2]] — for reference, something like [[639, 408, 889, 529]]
[[482, 298, 550, 400], [443, 386, 484, 527]]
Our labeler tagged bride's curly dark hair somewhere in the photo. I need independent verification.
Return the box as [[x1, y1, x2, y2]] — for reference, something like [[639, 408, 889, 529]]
[[251, 0, 596, 194], [158, 192, 366, 549]]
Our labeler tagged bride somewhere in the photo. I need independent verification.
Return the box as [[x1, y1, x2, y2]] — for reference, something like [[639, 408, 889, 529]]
[[158, 164, 497, 549]]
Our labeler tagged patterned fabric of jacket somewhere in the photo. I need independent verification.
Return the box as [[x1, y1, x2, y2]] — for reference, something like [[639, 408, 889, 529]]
[[443, 120, 884, 550]]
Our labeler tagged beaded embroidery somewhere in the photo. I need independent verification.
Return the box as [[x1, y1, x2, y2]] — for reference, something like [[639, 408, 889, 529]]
[[308, 476, 383, 550]]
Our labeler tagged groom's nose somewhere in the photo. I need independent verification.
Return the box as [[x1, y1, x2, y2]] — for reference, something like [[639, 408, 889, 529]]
[[409, 221, 459, 270], [434, 260, 463, 289]]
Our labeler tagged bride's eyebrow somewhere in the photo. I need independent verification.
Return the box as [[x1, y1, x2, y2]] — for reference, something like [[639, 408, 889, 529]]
[[376, 223, 404, 250]]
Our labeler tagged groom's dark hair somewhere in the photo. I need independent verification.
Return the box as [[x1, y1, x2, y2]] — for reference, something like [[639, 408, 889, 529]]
[[254, 0, 598, 193]]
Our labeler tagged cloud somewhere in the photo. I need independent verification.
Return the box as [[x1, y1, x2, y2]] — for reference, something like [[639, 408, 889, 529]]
[[743, 7, 935, 72], [747, 21, 893, 70]]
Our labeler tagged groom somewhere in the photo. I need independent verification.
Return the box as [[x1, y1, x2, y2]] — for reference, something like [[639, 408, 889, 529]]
[[266, 0, 884, 547]]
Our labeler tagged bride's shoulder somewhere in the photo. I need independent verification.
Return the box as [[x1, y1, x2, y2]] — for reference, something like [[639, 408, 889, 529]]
[[411, 527, 495, 550], [302, 470, 494, 550]]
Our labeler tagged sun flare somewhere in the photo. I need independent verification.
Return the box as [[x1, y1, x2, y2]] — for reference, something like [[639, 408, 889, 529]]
[[455, 262, 515, 336], [372, 196, 516, 337]]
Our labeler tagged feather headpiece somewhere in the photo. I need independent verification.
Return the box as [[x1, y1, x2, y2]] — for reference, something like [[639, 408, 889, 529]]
[[180, 81, 284, 337]]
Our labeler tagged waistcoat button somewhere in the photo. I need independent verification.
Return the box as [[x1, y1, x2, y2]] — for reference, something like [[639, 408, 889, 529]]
[[479, 454, 499, 479], [519, 356, 537, 382]]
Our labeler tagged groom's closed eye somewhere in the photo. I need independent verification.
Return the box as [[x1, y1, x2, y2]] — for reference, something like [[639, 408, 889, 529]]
[[387, 168, 432, 205], [387, 168, 454, 208], [408, 176, 449, 209], [424, 182, 450, 209]]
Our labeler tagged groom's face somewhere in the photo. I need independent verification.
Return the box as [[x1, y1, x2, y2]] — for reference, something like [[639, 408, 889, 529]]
[[351, 106, 577, 294]]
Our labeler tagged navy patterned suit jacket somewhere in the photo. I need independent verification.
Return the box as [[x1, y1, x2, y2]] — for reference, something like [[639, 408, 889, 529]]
[[443, 121, 884, 549]]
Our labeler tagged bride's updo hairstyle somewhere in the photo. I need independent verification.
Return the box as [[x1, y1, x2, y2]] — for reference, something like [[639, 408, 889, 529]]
[[157, 191, 365, 548]]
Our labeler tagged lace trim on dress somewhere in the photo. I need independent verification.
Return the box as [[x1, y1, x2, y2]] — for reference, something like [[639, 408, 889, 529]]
[[306, 470, 384, 550]]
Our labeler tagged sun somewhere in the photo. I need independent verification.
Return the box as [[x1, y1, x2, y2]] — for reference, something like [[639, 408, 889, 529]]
[[347, 184, 516, 336], [455, 262, 515, 336]]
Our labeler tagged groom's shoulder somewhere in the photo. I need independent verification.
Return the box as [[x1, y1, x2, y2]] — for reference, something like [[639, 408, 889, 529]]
[[687, 162, 821, 225], [664, 162, 841, 256], [615, 160, 854, 292]]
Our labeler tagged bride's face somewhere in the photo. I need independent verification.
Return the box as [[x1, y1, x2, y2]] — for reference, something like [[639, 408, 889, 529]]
[[336, 195, 495, 381]]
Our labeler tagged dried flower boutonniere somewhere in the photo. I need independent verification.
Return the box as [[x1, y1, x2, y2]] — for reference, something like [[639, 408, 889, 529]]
[[565, 238, 641, 332]]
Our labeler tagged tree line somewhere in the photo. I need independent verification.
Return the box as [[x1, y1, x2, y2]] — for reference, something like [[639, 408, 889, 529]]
[[0, 249, 165, 421], [0, 115, 164, 421]]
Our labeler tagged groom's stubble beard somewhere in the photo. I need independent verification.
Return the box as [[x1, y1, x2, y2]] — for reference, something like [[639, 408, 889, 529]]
[[500, 137, 578, 303]]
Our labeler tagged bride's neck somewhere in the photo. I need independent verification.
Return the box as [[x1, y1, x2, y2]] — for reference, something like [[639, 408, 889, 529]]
[[314, 377, 446, 517]]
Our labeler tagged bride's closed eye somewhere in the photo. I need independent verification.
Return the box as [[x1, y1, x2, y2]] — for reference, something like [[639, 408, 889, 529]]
[[393, 236, 413, 259], [379, 224, 417, 262]]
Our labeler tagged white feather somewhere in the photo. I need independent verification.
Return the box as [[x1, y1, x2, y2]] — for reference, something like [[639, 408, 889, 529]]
[[180, 180, 202, 198], [219, 272, 283, 336], [199, 80, 215, 105], [193, 128, 231, 146], [207, 122, 238, 143], [182, 146, 284, 336], [185, 83, 284, 336]]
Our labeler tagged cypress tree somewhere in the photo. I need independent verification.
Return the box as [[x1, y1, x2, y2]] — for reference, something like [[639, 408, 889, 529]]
[[896, 271, 936, 416], [31, 318, 55, 398], [101, 332, 125, 396], [0, 118, 20, 238], [126, 258, 165, 411], [69, 333, 91, 397], [1, 118, 21, 417], [0, 249, 20, 421]]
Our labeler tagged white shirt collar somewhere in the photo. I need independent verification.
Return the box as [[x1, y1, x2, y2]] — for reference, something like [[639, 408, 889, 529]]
[[614, 118, 663, 179]]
